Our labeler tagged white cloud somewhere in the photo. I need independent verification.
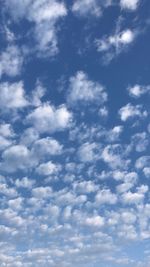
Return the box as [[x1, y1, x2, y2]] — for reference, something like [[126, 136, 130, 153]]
[[0, 136, 12, 151], [96, 29, 135, 63], [0, 81, 28, 110], [31, 82, 46, 107], [0, 123, 14, 138], [0, 46, 23, 77], [26, 103, 72, 133], [95, 189, 117, 205], [20, 128, 39, 146], [99, 106, 109, 117], [135, 156, 150, 169], [5, 0, 67, 56], [32, 186, 52, 199], [128, 84, 150, 98], [67, 71, 107, 106], [96, 29, 134, 51], [36, 161, 61, 176], [32, 137, 62, 157], [78, 142, 100, 162], [131, 132, 148, 152], [122, 186, 148, 205], [121, 211, 136, 224], [85, 215, 105, 227], [15, 177, 35, 189], [120, 0, 140, 10], [102, 144, 129, 169], [73, 180, 98, 194], [1, 145, 37, 172], [72, 0, 102, 17], [116, 182, 134, 193], [119, 103, 147, 121]]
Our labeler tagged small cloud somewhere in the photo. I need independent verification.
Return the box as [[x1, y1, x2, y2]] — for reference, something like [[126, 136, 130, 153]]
[[120, 0, 140, 11], [119, 103, 147, 121]]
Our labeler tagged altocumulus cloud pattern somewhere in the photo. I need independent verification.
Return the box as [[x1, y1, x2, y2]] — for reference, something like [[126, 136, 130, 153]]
[[0, 0, 150, 266]]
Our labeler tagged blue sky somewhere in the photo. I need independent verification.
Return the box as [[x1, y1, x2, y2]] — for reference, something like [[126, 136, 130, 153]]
[[0, 0, 150, 266]]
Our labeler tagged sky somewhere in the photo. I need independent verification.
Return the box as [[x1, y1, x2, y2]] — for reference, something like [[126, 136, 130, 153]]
[[0, 0, 150, 266]]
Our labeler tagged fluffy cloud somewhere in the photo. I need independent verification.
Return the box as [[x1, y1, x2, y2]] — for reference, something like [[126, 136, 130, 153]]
[[72, 0, 102, 17], [0, 46, 23, 77], [78, 142, 99, 162], [135, 156, 150, 169], [128, 84, 150, 98], [120, 0, 140, 10], [36, 161, 61, 176], [32, 137, 63, 157], [26, 103, 72, 133], [0, 123, 14, 138], [0, 145, 37, 172], [119, 103, 147, 121], [85, 215, 105, 227], [101, 144, 129, 169], [0, 81, 28, 110], [67, 71, 107, 106], [96, 29, 135, 62], [122, 185, 148, 205], [95, 189, 117, 205], [5, 0, 67, 55]]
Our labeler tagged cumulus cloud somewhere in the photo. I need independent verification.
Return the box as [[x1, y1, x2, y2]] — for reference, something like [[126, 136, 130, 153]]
[[0, 123, 14, 138], [96, 29, 135, 63], [85, 215, 105, 227], [78, 142, 100, 162], [72, 0, 102, 17], [32, 137, 63, 157], [135, 156, 150, 169], [122, 185, 148, 205], [67, 71, 107, 106], [5, 0, 67, 56], [128, 84, 150, 98], [0, 81, 28, 110], [119, 103, 147, 121], [0, 46, 23, 77], [0, 145, 37, 172], [101, 144, 129, 169], [120, 0, 140, 10], [36, 161, 61, 176], [26, 103, 72, 133], [95, 189, 117, 205]]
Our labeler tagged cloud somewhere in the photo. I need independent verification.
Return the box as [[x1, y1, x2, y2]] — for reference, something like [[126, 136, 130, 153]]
[[120, 0, 140, 10], [73, 180, 98, 194], [95, 189, 117, 205], [131, 132, 148, 152], [121, 185, 148, 205], [0, 145, 37, 172], [67, 71, 107, 106], [78, 142, 100, 162], [0, 136, 13, 151], [15, 177, 35, 189], [36, 161, 61, 176], [85, 215, 105, 227], [5, 0, 67, 56], [0, 81, 28, 110], [96, 29, 135, 63], [0, 46, 23, 77], [135, 156, 150, 169], [26, 103, 72, 133], [119, 103, 147, 121], [0, 123, 14, 138], [128, 84, 150, 98], [32, 137, 63, 157], [101, 144, 130, 169], [72, 0, 102, 17]]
